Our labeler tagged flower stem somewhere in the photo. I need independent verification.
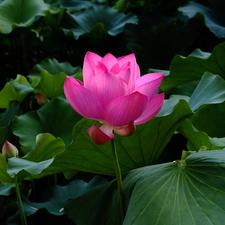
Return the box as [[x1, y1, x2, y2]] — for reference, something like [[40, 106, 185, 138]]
[[111, 138, 125, 223], [14, 174, 27, 225]]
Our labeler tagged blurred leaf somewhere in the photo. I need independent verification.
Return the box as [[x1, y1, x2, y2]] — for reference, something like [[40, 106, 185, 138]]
[[0, 0, 50, 34], [0, 82, 26, 109], [210, 137, 225, 148], [177, 119, 216, 151], [179, 1, 225, 38], [65, 149, 225, 225], [23, 176, 107, 216], [65, 178, 119, 225], [161, 42, 225, 92], [62, 5, 138, 39], [0, 154, 13, 183], [10, 75, 33, 95], [7, 157, 53, 181], [33, 71, 66, 98], [29, 58, 80, 78], [52, 99, 193, 176], [192, 102, 225, 138], [188, 72, 225, 112], [0, 183, 15, 196], [59, 0, 94, 12], [12, 98, 82, 152]]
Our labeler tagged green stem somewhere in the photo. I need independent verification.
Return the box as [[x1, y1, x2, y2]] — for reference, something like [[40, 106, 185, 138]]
[[111, 138, 125, 223], [14, 174, 27, 225]]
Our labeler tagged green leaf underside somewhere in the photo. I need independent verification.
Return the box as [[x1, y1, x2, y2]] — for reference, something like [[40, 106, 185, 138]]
[[65, 150, 225, 225]]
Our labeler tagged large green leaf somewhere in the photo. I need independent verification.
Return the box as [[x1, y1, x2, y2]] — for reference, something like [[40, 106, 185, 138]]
[[23, 176, 107, 216], [7, 157, 53, 181], [51, 99, 193, 176], [123, 150, 225, 225], [6, 134, 62, 181], [177, 119, 224, 152], [12, 98, 82, 152], [62, 5, 138, 39], [23, 133, 67, 179], [10, 75, 33, 95], [191, 102, 225, 138], [188, 72, 225, 111], [0, 0, 49, 34], [28, 58, 81, 98], [33, 71, 67, 99], [24, 133, 65, 162], [161, 42, 225, 93], [179, 1, 225, 38], [59, 0, 94, 12], [0, 82, 26, 109], [29, 58, 80, 78], [65, 150, 225, 225], [65, 178, 119, 225]]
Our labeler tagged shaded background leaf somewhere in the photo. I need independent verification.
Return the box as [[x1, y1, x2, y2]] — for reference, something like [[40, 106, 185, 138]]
[[12, 98, 82, 153], [0, 0, 49, 34], [62, 4, 138, 39]]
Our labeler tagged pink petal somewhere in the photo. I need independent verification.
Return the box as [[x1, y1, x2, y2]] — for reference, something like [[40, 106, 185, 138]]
[[94, 61, 108, 77], [64, 76, 103, 120], [101, 53, 118, 70], [88, 72, 128, 105], [83, 52, 102, 87], [134, 93, 164, 125], [118, 53, 140, 81], [110, 63, 120, 74], [103, 92, 148, 126], [87, 124, 114, 145], [134, 73, 164, 100], [117, 66, 130, 84]]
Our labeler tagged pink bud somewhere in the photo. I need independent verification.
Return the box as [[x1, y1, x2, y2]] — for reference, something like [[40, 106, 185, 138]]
[[2, 141, 19, 158], [36, 93, 47, 105], [114, 121, 136, 137]]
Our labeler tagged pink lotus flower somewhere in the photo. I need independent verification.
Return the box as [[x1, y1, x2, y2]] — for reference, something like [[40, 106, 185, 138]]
[[64, 52, 164, 144]]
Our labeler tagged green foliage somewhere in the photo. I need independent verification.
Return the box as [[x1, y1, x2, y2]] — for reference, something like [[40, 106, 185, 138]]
[[12, 98, 82, 152], [179, 1, 225, 38], [161, 42, 225, 93], [62, 4, 138, 39], [23, 176, 107, 216], [0, 0, 49, 33], [65, 150, 225, 225], [0, 0, 225, 224]]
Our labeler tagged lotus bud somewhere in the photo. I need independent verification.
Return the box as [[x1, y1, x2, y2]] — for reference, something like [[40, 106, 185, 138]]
[[2, 141, 19, 158], [36, 93, 47, 105]]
